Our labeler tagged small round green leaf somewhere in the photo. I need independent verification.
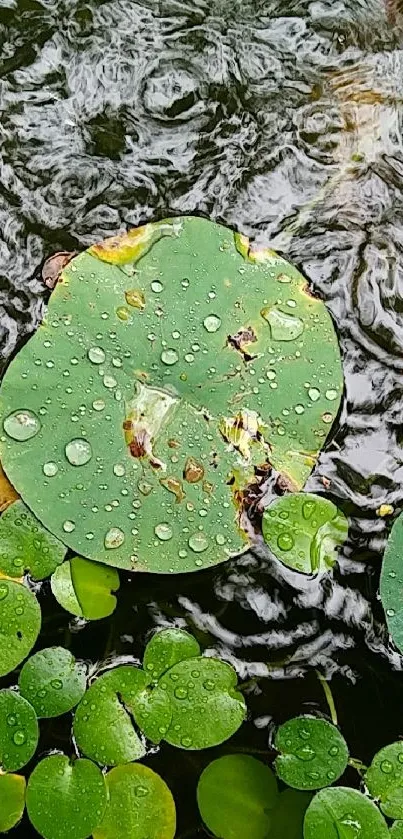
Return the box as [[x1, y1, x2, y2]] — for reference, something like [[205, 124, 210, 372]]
[[19, 647, 87, 718], [366, 742, 403, 819], [0, 690, 38, 771], [143, 628, 201, 679], [0, 579, 41, 676], [0, 500, 66, 580], [270, 790, 313, 838], [26, 754, 107, 839], [303, 787, 389, 839], [391, 822, 403, 837], [263, 493, 348, 575], [151, 657, 246, 749], [380, 513, 403, 653], [274, 716, 348, 791], [51, 556, 119, 620], [0, 773, 26, 831], [73, 666, 149, 765], [93, 763, 176, 839], [197, 755, 278, 839]]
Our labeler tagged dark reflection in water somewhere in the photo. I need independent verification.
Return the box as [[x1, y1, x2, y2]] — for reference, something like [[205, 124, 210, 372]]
[[2, 0, 403, 835]]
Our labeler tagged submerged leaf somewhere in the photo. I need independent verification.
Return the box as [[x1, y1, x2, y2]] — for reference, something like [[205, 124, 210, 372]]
[[0, 579, 41, 677], [262, 493, 348, 575], [19, 647, 87, 718], [303, 787, 389, 839], [0, 217, 342, 572], [51, 556, 119, 620], [0, 500, 66, 580], [26, 755, 107, 839], [0, 773, 26, 832], [0, 690, 38, 771], [93, 763, 176, 839], [197, 755, 278, 839], [274, 716, 349, 791]]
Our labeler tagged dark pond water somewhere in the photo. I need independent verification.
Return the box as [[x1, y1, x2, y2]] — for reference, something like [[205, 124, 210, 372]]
[[2, 0, 403, 835]]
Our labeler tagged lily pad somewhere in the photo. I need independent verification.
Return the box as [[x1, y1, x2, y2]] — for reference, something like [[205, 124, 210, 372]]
[[19, 647, 87, 718], [0, 500, 66, 580], [366, 742, 403, 819], [0, 773, 26, 832], [73, 666, 149, 765], [274, 716, 349, 791], [140, 657, 246, 749], [26, 754, 107, 839], [391, 822, 403, 837], [93, 763, 176, 839], [270, 790, 313, 838], [0, 689, 38, 771], [51, 556, 120, 619], [380, 513, 403, 653], [197, 755, 278, 839], [0, 579, 41, 677], [143, 628, 201, 679], [0, 217, 342, 573], [262, 493, 348, 574], [303, 787, 389, 839]]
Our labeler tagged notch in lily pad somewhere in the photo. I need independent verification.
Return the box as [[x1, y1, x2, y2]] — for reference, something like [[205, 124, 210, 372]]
[[19, 647, 87, 718], [262, 493, 348, 575], [0, 500, 66, 580], [51, 556, 120, 620], [274, 716, 349, 791], [0, 579, 41, 677]]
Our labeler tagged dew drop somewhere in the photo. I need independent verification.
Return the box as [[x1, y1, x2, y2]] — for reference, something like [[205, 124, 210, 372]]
[[0, 583, 9, 600], [104, 528, 125, 549], [215, 534, 226, 545], [325, 389, 338, 401], [380, 759, 394, 774], [13, 730, 26, 746], [88, 347, 106, 364], [135, 786, 149, 798], [181, 736, 192, 748], [43, 462, 58, 477], [117, 306, 130, 321], [302, 500, 316, 520], [308, 387, 320, 402], [386, 608, 396, 618], [151, 280, 163, 293], [4, 410, 41, 441], [203, 680, 215, 691], [329, 745, 339, 757], [161, 349, 179, 366], [188, 533, 209, 553], [277, 533, 294, 552], [260, 307, 304, 341], [7, 715, 17, 727], [113, 463, 126, 477], [203, 314, 221, 333], [174, 687, 188, 700], [92, 399, 106, 411], [51, 679, 63, 690], [65, 439, 92, 466], [295, 745, 315, 762], [63, 520, 75, 533], [155, 523, 173, 541], [103, 375, 117, 389]]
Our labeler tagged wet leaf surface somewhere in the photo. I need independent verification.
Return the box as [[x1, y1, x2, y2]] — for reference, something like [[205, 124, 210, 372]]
[[0, 218, 342, 573], [391, 822, 403, 837], [93, 763, 176, 839], [380, 513, 403, 653], [262, 493, 348, 575], [51, 556, 119, 620], [0, 774, 26, 832], [274, 716, 349, 791], [19, 647, 87, 718], [0, 501, 66, 580], [366, 742, 403, 819], [303, 787, 389, 839], [143, 627, 201, 680], [0, 579, 41, 677], [26, 755, 107, 839], [197, 754, 278, 839], [0, 690, 38, 772]]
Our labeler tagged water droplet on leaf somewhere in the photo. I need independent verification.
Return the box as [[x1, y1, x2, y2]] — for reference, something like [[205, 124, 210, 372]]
[[65, 438, 92, 466], [4, 410, 41, 441]]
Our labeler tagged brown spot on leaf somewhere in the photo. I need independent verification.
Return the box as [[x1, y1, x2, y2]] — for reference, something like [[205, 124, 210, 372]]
[[202, 480, 214, 495], [183, 457, 204, 483], [275, 473, 299, 494], [42, 252, 76, 290], [168, 439, 180, 449], [0, 464, 19, 512], [219, 410, 271, 463], [227, 326, 257, 361], [160, 476, 185, 503], [125, 289, 145, 309]]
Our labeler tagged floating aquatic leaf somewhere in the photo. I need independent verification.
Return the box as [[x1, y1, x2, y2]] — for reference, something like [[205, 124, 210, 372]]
[[0, 217, 342, 573], [26, 754, 107, 839], [0, 461, 19, 512], [51, 556, 119, 620], [0, 579, 41, 677], [303, 787, 389, 839], [197, 755, 278, 839], [19, 647, 87, 718], [270, 789, 313, 839], [262, 493, 348, 575], [366, 742, 403, 819], [0, 500, 66, 580], [380, 512, 403, 653], [275, 715, 349, 791], [143, 628, 201, 680], [0, 690, 38, 771], [0, 773, 26, 832], [391, 822, 403, 837], [93, 763, 176, 839], [138, 657, 246, 750], [73, 666, 149, 765]]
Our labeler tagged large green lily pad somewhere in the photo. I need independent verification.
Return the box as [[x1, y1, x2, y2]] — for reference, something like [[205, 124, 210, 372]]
[[274, 716, 349, 791], [0, 218, 342, 572], [19, 647, 87, 718], [380, 513, 403, 652], [93, 763, 176, 839]]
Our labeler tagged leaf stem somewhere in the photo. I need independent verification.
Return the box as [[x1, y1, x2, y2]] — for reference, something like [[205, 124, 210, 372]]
[[348, 757, 368, 775], [316, 671, 338, 726]]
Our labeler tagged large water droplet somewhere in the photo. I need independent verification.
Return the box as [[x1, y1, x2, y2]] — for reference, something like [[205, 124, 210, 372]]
[[13, 730, 26, 746], [4, 410, 41, 441], [88, 347, 106, 364], [380, 759, 394, 774], [63, 520, 76, 533], [174, 687, 188, 700], [151, 280, 163, 293], [261, 307, 304, 341], [65, 439, 93, 466], [295, 744, 315, 762], [188, 533, 209, 553], [338, 815, 361, 838], [277, 533, 294, 552], [51, 679, 63, 690], [155, 523, 173, 541], [203, 314, 221, 333], [181, 736, 193, 747], [7, 714, 17, 726], [92, 399, 106, 411], [113, 463, 126, 477], [103, 375, 117, 389], [161, 349, 179, 366], [302, 500, 316, 520], [104, 528, 125, 549], [43, 462, 58, 477], [308, 387, 321, 402]]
